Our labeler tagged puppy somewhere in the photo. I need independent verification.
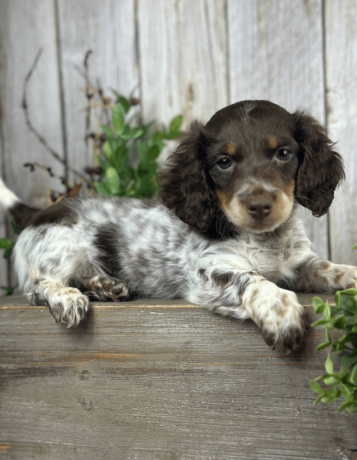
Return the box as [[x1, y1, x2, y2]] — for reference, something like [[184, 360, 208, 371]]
[[1, 100, 355, 353]]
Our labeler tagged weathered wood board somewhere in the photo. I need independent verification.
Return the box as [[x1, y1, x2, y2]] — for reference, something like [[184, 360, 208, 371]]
[[138, 0, 228, 161], [0, 294, 356, 460], [227, 0, 328, 260], [326, 0, 357, 266], [56, 0, 138, 184], [0, 0, 66, 285]]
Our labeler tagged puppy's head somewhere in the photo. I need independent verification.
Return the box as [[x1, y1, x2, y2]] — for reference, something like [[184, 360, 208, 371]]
[[160, 100, 345, 235]]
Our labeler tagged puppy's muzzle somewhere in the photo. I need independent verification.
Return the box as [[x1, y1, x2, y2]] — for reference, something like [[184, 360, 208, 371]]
[[242, 190, 276, 221]]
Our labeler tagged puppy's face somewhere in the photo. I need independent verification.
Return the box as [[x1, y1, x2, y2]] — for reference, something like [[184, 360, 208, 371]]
[[160, 100, 344, 236], [206, 102, 300, 233]]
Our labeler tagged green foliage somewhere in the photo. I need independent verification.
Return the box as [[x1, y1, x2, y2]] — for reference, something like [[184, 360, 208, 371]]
[[94, 98, 183, 199], [0, 221, 20, 295], [310, 282, 357, 413]]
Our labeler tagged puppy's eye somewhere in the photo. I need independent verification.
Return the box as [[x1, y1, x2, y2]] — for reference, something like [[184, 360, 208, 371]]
[[216, 157, 232, 170], [276, 149, 292, 161]]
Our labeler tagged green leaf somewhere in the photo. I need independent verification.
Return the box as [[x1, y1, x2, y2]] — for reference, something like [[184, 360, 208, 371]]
[[341, 354, 357, 368], [333, 315, 345, 329], [316, 342, 331, 351], [311, 318, 328, 327], [0, 239, 15, 250], [351, 364, 357, 384], [3, 248, 12, 259], [131, 128, 145, 139], [313, 296, 325, 313], [325, 355, 334, 374], [148, 145, 161, 160], [321, 394, 341, 404], [323, 375, 340, 385], [11, 220, 20, 235], [1, 286, 14, 296], [337, 399, 355, 412], [138, 142, 149, 165], [114, 146, 128, 172], [102, 141, 116, 165], [165, 130, 181, 139], [153, 130, 165, 141], [325, 328, 331, 342], [101, 124, 115, 138], [324, 302, 331, 320], [112, 103, 126, 135], [315, 373, 329, 381], [169, 115, 183, 133], [335, 291, 341, 310], [103, 167, 121, 195], [340, 288, 357, 296], [94, 181, 111, 196], [353, 244, 357, 250], [118, 96, 130, 113], [340, 294, 356, 314], [346, 404, 357, 413], [312, 394, 325, 406], [310, 380, 324, 394], [340, 383, 352, 398]]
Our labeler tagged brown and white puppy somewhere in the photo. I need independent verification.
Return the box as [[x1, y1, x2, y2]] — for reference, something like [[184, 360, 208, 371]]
[[0, 100, 355, 353]]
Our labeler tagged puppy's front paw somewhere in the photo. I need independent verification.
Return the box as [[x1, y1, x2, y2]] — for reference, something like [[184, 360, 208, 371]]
[[243, 282, 307, 353], [340, 266, 357, 290], [49, 288, 89, 327], [261, 291, 307, 353]]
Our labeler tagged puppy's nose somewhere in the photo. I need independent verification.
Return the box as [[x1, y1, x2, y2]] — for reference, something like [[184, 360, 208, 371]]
[[246, 194, 273, 220]]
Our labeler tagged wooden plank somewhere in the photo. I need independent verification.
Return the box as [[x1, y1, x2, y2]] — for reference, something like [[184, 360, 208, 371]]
[[0, 0, 65, 203], [56, 0, 138, 184], [326, 0, 357, 265], [0, 0, 66, 286], [227, 0, 329, 260], [0, 295, 356, 460], [138, 0, 228, 161]]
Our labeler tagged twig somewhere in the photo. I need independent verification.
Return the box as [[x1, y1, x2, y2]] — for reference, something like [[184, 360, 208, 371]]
[[22, 49, 86, 181]]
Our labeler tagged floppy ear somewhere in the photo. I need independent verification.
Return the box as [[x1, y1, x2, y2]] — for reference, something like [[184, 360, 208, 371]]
[[292, 111, 345, 217], [159, 121, 218, 233]]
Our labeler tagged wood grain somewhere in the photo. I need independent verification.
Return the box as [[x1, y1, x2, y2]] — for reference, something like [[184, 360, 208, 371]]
[[326, 0, 357, 265], [138, 0, 228, 162], [227, 0, 329, 260], [0, 295, 356, 460], [0, 0, 66, 285], [56, 0, 138, 184]]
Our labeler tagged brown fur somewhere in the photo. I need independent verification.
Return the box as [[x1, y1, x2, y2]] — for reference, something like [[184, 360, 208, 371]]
[[10, 199, 77, 231], [160, 100, 344, 236]]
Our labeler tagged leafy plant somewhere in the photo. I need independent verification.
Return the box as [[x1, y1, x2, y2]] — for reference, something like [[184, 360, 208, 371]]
[[94, 97, 183, 199], [0, 221, 20, 295], [310, 274, 357, 413]]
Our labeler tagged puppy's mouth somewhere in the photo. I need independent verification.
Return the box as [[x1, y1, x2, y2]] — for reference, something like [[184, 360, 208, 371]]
[[217, 182, 295, 233]]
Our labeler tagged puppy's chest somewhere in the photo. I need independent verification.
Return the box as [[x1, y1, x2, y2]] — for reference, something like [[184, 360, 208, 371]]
[[238, 229, 311, 282]]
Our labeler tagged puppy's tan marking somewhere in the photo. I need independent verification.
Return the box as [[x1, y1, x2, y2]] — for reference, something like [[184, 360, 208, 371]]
[[270, 180, 295, 224], [216, 190, 231, 212], [225, 143, 235, 155], [269, 137, 279, 149]]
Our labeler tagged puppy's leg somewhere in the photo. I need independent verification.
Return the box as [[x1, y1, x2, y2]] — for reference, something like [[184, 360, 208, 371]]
[[28, 279, 89, 327], [295, 258, 357, 293], [192, 270, 306, 353], [81, 275, 130, 301]]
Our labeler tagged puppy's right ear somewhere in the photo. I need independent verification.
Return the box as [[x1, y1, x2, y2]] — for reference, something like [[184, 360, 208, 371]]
[[159, 122, 217, 233]]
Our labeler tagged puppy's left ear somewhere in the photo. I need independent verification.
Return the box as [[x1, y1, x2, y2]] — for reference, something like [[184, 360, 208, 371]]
[[159, 122, 218, 233], [292, 111, 345, 217]]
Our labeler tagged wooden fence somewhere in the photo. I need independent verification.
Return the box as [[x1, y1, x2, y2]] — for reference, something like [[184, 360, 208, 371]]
[[0, 0, 356, 287]]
